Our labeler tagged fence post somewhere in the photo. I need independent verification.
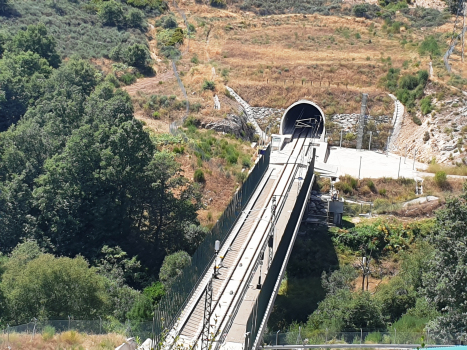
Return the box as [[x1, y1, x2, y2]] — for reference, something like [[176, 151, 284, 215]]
[[360, 328, 362, 344], [276, 330, 280, 345], [68, 315, 71, 331], [7, 324, 9, 345], [99, 316, 102, 334], [394, 328, 397, 344]]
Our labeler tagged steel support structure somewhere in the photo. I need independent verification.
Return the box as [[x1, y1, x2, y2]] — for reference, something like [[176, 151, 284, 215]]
[[201, 277, 213, 350]]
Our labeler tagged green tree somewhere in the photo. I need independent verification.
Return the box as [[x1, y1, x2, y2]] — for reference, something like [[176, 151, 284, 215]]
[[124, 43, 151, 68], [98, 0, 124, 26], [96, 245, 143, 288], [424, 184, 467, 340], [126, 8, 145, 28], [159, 251, 191, 286], [307, 289, 384, 332], [321, 265, 358, 295], [0, 0, 9, 13], [374, 276, 416, 322], [1, 251, 108, 323], [11, 23, 61, 68]]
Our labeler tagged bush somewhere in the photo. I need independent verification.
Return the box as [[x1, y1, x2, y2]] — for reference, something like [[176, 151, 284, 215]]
[[124, 43, 151, 68], [202, 79, 216, 91], [418, 35, 441, 56], [98, 0, 124, 26], [367, 180, 376, 192], [42, 325, 56, 341], [423, 131, 430, 142], [434, 171, 447, 188], [378, 188, 387, 196], [420, 96, 433, 115], [236, 171, 247, 183], [227, 153, 238, 165], [412, 115, 422, 126], [194, 169, 205, 182], [399, 74, 419, 90], [119, 73, 137, 85], [210, 0, 226, 8], [191, 54, 199, 64], [126, 8, 145, 28], [242, 156, 252, 168]]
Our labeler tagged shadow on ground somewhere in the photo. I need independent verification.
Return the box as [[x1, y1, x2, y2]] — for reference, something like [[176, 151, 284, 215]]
[[267, 225, 339, 331]]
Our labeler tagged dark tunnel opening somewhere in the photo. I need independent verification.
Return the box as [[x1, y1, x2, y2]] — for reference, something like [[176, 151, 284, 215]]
[[281, 102, 325, 136]]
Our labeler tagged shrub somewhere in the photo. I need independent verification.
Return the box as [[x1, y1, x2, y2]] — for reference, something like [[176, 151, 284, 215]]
[[418, 35, 441, 57], [335, 181, 353, 195], [191, 54, 199, 64], [194, 169, 205, 182], [367, 180, 376, 192], [378, 188, 387, 196], [236, 171, 247, 183], [423, 131, 430, 142], [126, 8, 145, 28], [412, 115, 422, 126], [420, 96, 433, 115], [119, 73, 137, 85], [242, 157, 251, 168], [353, 3, 369, 17], [42, 325, 55, 341], [227, 153, 238, 165], [160, 15, 178, 29], [399, 74, 419, 90], [434, 171, 447, 188], [98, 0, 124, 26], [210, 0, 226, 8], [202, 79, 216, 91], [124, 43, 151, 68]]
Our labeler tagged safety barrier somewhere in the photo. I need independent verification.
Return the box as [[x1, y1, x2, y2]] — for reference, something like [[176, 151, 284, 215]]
[[153, 145, 271, 345]]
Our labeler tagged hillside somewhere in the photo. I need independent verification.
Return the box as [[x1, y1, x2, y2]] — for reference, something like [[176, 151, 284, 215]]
[[2, 0, 467, 344]]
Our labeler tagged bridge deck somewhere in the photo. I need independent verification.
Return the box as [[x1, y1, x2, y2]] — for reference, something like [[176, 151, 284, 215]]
[[169, 129, 317, 349]]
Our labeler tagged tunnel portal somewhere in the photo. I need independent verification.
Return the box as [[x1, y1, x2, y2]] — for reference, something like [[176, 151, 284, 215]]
[[280, 100, 326, 140]]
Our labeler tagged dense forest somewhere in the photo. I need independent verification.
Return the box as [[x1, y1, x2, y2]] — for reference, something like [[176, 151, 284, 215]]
[[0, 0, 206, 326]]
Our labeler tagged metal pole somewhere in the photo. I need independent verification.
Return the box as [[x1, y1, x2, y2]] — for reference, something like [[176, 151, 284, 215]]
[[413, 149, 417, 170], [398, 157, 401, 178], [386, 136, 390, 157], [358, 156, 362, 179], [276, 330, 280, 346], [99, 316, 102, 334], [340, 130, 343, 148], [462, 0, 466, 62], [360, 328, 363, 344], [368, 131, 372, 151]]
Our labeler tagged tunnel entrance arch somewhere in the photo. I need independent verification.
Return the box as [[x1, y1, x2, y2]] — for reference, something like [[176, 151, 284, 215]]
[[280, 100, 326, 141]]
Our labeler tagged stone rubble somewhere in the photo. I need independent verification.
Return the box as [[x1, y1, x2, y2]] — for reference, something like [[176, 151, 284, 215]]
[[330, 114, 391, 131]]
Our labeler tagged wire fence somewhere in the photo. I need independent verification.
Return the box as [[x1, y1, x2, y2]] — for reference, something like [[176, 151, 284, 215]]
[[262, 330, 465, 346], [1, 320, 154, 340]]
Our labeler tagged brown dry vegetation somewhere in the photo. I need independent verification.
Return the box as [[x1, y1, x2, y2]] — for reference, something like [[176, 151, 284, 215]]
[[0, 332, 126, 350], [320, 174, 464, 202]]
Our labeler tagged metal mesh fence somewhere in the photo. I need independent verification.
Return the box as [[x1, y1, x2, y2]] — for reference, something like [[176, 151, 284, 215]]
[[1, 320, 154, 340], [153, 145, 271, 344], [262, 330, 465, 346]]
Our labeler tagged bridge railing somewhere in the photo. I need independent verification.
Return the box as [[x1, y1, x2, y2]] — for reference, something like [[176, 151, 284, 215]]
[[244, 149, 316, 350], [154, 145, 271, 345]]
